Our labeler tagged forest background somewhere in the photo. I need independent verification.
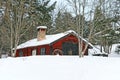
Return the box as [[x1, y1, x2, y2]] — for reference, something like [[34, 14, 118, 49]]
[[0, 0, 119, 56]]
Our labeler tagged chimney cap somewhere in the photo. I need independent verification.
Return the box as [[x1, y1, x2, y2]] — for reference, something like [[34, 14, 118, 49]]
[[37, 26, 47, 30]]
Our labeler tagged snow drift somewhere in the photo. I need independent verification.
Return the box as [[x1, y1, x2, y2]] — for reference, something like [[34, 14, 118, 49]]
[[0, 56, 120, 80]]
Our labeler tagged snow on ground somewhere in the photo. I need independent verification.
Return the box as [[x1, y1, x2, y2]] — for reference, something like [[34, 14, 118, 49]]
[[110, 44, 120, 54], [0, 56, 120, 80], [88, 43, 120, 57], [109, 44, 120, 57]]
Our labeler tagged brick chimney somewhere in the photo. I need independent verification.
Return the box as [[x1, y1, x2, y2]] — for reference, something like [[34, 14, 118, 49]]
[[37, 26, 47, 41]]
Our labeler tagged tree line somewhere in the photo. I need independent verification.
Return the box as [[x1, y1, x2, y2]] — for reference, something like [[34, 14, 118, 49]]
[[0, 0, 120, 57]]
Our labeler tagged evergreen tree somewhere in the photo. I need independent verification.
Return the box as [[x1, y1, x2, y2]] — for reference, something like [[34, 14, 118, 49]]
[[24, 0, 56, 39], [0, 0, 56, 56], [54, 11, 76, 33]]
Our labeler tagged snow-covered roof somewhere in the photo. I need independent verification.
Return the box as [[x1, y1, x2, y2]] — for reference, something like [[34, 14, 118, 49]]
[[37, 26, 47, 30], [79, 36, 94, 48], [17, 30, 93, 49]]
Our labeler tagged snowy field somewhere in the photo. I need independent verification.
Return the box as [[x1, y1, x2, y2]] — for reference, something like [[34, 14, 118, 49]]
[[0, 56, 120, 80]]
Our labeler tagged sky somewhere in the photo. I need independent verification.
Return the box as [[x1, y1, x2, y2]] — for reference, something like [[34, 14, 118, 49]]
[[50, 0, 67, 5], [50, 0, 68, 10], [50, 0, 95, 21]]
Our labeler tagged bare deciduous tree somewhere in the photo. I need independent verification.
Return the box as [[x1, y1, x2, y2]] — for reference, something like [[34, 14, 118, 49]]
[[1, 0, 33, 56]]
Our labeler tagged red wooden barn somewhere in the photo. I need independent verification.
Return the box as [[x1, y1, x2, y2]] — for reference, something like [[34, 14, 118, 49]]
[[15, 26, 93, 57]]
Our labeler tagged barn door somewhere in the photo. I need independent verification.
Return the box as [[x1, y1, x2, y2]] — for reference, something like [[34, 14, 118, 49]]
[[62, 42, 78, 55]]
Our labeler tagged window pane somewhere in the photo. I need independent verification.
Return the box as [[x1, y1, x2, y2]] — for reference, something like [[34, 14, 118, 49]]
[[41, 48, 46, 55], [19, 50, 23, 57]]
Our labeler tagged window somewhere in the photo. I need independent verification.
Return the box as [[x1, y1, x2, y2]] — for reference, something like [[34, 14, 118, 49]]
[[62, 42, 78, 55], [41, 48, 46, 55], [19, 50, 23, 57], [32, 49, 37, 56]]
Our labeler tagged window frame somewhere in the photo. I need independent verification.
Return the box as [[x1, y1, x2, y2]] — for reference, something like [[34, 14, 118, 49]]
[[40, 48, 46, 55], [32, 49, 37, 56]]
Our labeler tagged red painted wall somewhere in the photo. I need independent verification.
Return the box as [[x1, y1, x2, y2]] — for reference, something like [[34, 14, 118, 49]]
[[52, 34, 78, 50], [16, 45, 50, 57]]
